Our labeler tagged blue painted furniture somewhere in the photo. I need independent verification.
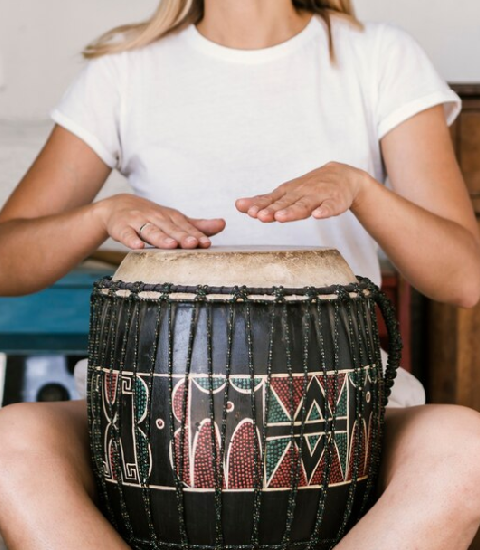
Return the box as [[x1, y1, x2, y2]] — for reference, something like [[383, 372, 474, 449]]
[[0, 267, 115, 355]]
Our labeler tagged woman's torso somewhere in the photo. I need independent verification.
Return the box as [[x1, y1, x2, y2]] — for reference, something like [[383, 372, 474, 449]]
[[114, 16, 383, 284]]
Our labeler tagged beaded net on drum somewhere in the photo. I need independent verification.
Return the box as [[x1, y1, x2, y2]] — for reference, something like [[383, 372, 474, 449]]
[[87, 277, 401, 550]]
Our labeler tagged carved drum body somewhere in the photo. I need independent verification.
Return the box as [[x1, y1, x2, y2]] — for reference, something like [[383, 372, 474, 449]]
[[87, 248, 399, 550]]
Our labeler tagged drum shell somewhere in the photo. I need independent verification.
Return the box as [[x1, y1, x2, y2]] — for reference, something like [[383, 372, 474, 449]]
[[88, 286, 385, 549]]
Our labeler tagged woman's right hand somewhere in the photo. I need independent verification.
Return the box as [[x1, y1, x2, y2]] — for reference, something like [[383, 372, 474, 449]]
[[94, 194, 226, 250]]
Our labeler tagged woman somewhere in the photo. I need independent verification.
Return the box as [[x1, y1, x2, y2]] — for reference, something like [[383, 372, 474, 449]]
[[0, 0, 480, 548]]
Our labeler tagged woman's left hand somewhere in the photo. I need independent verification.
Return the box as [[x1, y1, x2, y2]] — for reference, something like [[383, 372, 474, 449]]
[[235, 162, 369, 223]]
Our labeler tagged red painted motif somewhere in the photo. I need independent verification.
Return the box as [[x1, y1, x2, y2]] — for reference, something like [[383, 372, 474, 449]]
[[269, 443, 308, 489], [227, 421, 260, 489]]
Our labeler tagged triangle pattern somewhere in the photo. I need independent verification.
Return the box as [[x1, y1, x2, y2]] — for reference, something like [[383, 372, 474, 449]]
[[267, 387, 291, 423], [307, 401, 323, 422], [268, 443, 307, 488], [310, 441, 343, 486], [306, 434, 322, 455], [265, 438, 290, 484], [347, 420, 367, 481], [270, 376, 305, 418], [335, 432, 349, 480], [319, 373, 346, 416], [336, 377, 348, 417]]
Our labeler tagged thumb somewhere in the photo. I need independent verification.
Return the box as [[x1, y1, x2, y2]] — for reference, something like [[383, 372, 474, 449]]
[[189, 217, 226, 236]]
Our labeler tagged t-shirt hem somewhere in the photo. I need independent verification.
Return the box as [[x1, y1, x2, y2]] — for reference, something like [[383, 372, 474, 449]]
[[50, 109, 118, 168], [378, 90, 461, 140]]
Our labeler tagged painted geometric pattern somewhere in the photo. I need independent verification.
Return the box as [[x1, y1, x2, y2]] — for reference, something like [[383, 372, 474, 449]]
[[94, 365, 375, 492]]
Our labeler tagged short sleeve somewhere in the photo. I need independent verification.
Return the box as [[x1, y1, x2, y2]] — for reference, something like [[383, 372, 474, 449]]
[[50, 55, 122, 169], [374, 24, 461, 139]]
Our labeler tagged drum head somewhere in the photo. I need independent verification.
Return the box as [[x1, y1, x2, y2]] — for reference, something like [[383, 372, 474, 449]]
[[113, 246, 357, 288]]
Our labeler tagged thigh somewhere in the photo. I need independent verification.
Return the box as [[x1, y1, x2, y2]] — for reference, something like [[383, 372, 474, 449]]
[[0, 399, 95, 498], [379, 403, 480, 492]]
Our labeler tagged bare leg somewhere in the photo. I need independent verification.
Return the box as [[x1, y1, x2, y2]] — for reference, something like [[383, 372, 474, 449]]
[[336, 404, 480, 550], [2, 401, 480, 550], [0, 400, 129, 550]]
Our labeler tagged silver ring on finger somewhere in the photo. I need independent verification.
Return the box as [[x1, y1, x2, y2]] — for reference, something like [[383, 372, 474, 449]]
[[139, 222, 153, 235]]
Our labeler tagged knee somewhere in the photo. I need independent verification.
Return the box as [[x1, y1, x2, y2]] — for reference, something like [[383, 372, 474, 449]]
[[0, 403, 61, 466], [422, 405, 480, 463], [406, 405, 480, 517], [0, 401, 94, 506]]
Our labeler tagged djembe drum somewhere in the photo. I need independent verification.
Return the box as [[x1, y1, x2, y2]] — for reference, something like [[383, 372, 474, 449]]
[[87, 247, 401, 550]]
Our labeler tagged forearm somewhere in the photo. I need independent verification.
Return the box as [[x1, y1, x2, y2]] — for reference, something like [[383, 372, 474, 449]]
[[0, 203, 108, 296], [352, 177, 480, 307]]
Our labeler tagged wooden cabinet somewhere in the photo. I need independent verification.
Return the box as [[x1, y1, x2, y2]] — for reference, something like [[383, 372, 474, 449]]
[[427, 84, 480, 550], [428, 84, 480, 410]]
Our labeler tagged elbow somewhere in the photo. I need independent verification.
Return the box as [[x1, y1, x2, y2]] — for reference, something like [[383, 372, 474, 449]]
[[459, 291, 480, 309], [450, 245, 480, 309], [455, 293, 480, 309], [449, 278, 480, 309]]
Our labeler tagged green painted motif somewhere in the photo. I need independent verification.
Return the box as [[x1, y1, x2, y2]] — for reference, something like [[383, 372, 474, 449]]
[[335, 432, 349, 479], [307, 401, 323, 422], [135, 378, 148, 423], [267, 387, 290, 423], [134, 378, 150, 482], [336, 378, 348, 417], [194, 376, 225, 393], [137, 432, 150, 482], [230, 376, 263, 392], [306, 434, 322, 454], [265, 438, 290, 482]]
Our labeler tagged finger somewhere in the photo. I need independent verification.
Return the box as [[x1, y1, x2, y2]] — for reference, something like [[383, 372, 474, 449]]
[[151, 220, 207, 249], [186, 218, 227, 237], [235, 197, 254, 213], [137, 223, 179, 249], [112, 226, 145, 250], [255, 195, 300, 223], [170, 217, 215, 248], [235, 192, 284, 218], [312, 199, 346, 219], [150, 215, 202, 248], [273, 198, 318, 223]]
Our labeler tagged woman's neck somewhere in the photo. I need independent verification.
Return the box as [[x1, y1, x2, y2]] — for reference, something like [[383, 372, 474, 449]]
[[198, 0, 311, 50]]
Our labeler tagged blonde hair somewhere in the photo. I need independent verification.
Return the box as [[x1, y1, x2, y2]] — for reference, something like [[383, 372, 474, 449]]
[[84, 0, 360, 60]]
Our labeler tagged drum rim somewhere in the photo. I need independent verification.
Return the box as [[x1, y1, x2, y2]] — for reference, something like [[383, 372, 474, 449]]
[[93, 276, 378, 303]]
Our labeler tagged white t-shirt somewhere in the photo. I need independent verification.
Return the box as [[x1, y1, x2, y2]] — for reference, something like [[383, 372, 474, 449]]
[[53, 15, 460, 408], [51, 15, 460, 287]]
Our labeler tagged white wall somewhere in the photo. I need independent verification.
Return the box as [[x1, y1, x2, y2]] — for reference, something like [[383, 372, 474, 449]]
[[0, 0, 157, 120], [355, 0, 480, 82], [0, 0, 156, 216], [0, 0, 479, 120]]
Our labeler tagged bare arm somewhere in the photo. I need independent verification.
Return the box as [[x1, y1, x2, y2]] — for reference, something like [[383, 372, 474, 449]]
[[0, 126, 226, 297], [0, 126, 111, 295], [236, 106, 480, 307], [355, 106, 480, 306]]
